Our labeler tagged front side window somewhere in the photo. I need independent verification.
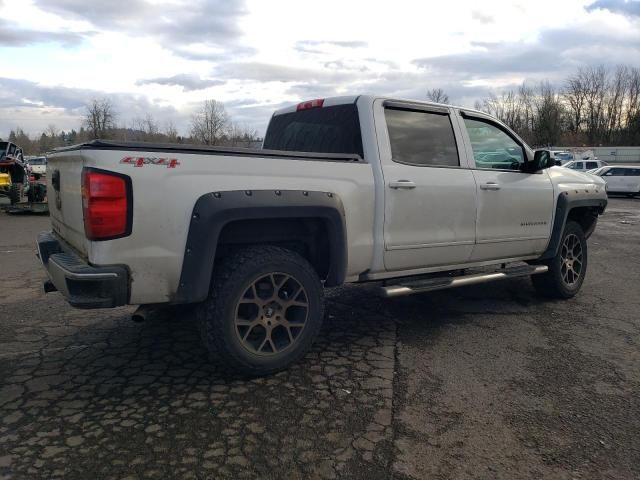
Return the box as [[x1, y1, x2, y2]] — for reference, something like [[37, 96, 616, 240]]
[[463, 118, 525, 170], [385, 108, 459, 167]]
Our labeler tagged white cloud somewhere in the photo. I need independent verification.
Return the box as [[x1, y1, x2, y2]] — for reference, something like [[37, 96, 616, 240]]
[[0, 0, 639, 138]]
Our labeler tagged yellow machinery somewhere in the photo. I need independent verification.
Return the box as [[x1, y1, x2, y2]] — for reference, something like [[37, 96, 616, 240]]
[[0, 173, 10, 189]]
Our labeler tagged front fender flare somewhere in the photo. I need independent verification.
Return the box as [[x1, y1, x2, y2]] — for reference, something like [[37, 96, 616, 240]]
[[539, 192, 607, 260]]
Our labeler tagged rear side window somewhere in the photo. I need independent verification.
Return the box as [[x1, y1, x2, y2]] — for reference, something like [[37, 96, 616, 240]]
[[263, 104, 364, 158], [385, 108, 459, 167], [586, 161, 598, 169], [625, 168, 640, 176]]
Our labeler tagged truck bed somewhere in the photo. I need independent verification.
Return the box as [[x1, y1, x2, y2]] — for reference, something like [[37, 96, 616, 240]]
[[54, 140, 364, 163], [46, 140, 376, 304]]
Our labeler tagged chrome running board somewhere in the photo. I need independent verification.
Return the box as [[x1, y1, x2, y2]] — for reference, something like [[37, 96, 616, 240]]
[[378, 265, 548, 298]]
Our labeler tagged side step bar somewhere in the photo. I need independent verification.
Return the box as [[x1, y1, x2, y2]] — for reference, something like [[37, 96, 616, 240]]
[[378, 264, 548, 298]]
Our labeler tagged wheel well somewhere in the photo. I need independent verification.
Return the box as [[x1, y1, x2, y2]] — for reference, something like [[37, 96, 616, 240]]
[[216, 218, 332, 282], [567, 206, 599, 237]]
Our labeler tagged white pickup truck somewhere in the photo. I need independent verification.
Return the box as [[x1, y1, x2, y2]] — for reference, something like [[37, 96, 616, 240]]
[[38, 95, 607, 374]]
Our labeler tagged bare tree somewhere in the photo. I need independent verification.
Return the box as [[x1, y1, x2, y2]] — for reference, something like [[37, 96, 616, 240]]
[[565, 69, 588, 134], [85, 98, 116, 139], [164, 120, 179, 143], [426, 88, 450, 104], [533, 82, 565, 146], [582, 66, 608, 144], [190, 99, 229, 145]]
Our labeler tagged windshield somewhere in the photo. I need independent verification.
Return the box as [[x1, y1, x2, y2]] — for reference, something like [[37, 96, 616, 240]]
[[29, 157, 46, 165], [263, 103, 364, 158], [0, 142, 7, 158]]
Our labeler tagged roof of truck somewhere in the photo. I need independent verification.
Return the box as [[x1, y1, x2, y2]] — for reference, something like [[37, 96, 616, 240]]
[[272, 94, 483, 117]]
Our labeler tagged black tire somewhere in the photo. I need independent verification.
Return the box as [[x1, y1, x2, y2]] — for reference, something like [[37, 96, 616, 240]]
[[531, 221, 587, 299], [196, 246, 324, 376]]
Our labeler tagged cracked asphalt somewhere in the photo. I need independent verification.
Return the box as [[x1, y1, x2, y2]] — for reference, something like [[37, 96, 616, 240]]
[[1, 197, 639, 479]]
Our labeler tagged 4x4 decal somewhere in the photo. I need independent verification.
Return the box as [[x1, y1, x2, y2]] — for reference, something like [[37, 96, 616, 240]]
[[120, 157, 180, 168]]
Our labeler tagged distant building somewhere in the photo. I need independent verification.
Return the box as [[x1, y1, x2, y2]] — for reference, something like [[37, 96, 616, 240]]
[[550, 146, 640, 164]]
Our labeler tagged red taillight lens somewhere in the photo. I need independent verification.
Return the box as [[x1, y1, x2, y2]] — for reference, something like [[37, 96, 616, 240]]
[[82, 169, 131, 241], [296, 98, 324, 111]]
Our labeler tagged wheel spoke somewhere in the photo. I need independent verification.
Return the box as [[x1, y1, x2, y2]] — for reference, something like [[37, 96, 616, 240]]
[[286, 327, 294, 343], [242, 325, 255, 341]]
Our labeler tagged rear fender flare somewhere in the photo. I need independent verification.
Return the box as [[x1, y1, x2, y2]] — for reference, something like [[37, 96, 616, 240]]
[[174, 190, 347, 304]]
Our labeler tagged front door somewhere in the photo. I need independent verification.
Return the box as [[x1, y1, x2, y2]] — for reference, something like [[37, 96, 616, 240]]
[[378, 102, 477, 271], [458, 113, 554, 261]]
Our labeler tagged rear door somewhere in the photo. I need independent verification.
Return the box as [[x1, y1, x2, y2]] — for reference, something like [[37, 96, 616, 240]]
[[602, 167, 626, 192], [376, 100, 477, 271], [456, 112, 554, 261]]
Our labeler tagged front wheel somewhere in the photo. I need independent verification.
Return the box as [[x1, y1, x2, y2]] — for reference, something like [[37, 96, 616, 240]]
[[531, 221, 587, 299], [197, 246, 324, 376]]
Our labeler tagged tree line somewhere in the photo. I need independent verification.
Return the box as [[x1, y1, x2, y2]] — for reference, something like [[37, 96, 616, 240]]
[[4, 98, 262, 156], [468, 64, 640, 147]]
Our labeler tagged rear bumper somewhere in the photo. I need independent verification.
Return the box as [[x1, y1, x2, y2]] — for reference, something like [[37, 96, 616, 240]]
[[36, 231, 129, 309]]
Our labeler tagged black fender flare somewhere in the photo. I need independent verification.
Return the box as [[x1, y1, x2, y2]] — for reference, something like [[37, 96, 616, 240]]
[[174, 190, 347, 304], [539, 192, 607, 260]]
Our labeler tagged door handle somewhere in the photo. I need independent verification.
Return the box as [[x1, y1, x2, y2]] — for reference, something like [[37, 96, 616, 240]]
[[480, 182, 500, 191], [389, 180, 416, 189]]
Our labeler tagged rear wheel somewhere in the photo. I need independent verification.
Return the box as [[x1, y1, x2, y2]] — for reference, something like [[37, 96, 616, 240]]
[[531, 221, 587, 299], [197, 246, 324, 376]]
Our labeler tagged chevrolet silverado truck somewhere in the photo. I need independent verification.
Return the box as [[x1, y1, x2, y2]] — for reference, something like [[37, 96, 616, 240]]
[[37, 95, 607, 374]]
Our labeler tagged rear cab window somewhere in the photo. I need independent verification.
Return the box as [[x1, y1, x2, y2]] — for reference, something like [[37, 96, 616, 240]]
[[384, 107, 460, 167], [263, 103, 364, 158]]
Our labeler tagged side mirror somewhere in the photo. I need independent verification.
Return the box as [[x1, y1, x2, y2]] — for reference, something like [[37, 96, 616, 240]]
[[523, 150, 554, 173]]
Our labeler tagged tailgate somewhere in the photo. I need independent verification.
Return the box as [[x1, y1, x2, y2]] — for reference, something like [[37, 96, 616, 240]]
[[47, 150, 88, 256]]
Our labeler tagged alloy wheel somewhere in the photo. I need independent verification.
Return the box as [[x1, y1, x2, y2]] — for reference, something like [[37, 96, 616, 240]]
[[234, 273, 309, 355], [560, 233, 583, 286]]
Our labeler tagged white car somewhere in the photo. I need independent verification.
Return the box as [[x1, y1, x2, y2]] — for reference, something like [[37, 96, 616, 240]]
[[28, 156, 47, 176], [563, 159, 608, 172], [592, 165, 640, 196], [38, 94, 608, 374]]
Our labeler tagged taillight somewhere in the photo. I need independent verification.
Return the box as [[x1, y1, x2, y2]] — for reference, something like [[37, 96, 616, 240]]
[[296, 98, 324, 111], [82, 169, 132, 241]]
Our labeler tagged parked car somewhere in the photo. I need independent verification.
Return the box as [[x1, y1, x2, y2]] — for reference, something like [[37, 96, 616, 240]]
[[28, 156, 47, 177], [37, 95, 608, 374], [591, 165, 640, 197], [563, 159, 608, 172], [549, 150, 573, 165]]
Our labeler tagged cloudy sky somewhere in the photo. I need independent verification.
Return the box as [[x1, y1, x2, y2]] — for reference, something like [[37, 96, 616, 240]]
[[0, 0, 639, 138]]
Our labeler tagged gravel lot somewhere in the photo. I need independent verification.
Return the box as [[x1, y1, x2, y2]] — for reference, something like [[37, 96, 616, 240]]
[[1, 197, 638, 479]]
